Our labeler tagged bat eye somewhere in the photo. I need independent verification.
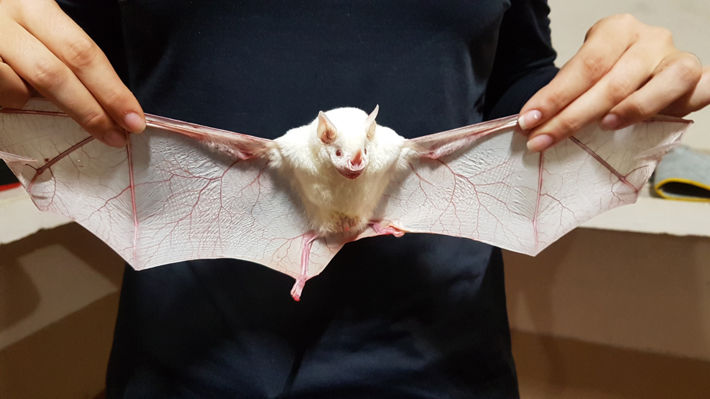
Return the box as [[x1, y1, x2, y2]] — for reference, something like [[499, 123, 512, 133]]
[[335, 149, 343, 157]]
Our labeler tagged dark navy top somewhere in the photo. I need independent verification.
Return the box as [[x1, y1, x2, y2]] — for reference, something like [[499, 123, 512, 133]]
[[59, 1, 557, 398]]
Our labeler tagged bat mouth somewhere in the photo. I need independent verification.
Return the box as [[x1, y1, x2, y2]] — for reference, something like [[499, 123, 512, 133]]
[[337, 167, 364, 179]]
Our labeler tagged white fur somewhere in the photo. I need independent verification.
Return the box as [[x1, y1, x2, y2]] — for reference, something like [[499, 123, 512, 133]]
[[272, 107, 409, 235]]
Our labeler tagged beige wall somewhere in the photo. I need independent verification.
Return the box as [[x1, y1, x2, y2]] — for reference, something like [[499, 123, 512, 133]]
[[505, 229, 710, 361], [0, 224, 123, 398]]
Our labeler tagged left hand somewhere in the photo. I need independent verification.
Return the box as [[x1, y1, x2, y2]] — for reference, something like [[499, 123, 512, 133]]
[[519, 14, 710, 152]]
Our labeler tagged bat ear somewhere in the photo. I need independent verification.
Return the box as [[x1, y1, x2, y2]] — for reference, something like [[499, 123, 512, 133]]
[[366, 104, 379, 140], [318, 111, 337, 144]]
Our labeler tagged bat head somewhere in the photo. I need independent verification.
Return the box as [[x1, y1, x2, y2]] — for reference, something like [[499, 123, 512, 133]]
[[317, 105, 379, 180]]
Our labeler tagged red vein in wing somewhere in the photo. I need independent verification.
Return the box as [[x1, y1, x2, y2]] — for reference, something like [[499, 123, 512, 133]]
[[0, 109, 66, 117], [532, 152, 544, 249], [568, 136, 635, 190], [29, 136, 95, 191], [126, 138, 139, 263]]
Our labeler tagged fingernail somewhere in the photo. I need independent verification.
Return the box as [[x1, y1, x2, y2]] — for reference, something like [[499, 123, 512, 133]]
[[124, 112, 146, 133], [105, 129, 127, 147], [518, 110, 542, 131], [601, 113, 620, 130], [527, 134, 554, 152]]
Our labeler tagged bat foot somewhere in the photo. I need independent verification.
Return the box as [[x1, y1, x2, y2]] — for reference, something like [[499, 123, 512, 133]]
[[290, 278, 306, 301], [290, 232, 318, 302], [369, 221, 405, 237]]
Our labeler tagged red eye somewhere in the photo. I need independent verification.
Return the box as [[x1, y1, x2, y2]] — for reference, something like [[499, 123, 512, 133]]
[[335, 149, 343, 157]]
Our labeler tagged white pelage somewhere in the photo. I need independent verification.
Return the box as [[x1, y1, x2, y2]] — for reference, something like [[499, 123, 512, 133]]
[[273, 106, 407, 234]]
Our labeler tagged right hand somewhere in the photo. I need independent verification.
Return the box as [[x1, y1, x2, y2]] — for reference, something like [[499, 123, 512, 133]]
[[0, 0, 145, 147]]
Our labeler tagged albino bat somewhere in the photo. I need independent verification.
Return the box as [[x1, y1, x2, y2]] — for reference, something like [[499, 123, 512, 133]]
[[0, 100, 689, 300]]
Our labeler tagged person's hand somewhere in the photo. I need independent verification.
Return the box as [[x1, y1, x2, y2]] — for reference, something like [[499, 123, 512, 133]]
[[0, 0, 145, 147], [519, 14, 710, 152]]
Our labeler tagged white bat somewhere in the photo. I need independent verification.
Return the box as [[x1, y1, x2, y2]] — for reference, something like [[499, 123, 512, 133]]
[[0, 99, 689, 300]]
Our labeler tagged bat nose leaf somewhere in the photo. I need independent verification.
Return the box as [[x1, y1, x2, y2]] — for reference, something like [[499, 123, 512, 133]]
[[350, 150, 363, 166]]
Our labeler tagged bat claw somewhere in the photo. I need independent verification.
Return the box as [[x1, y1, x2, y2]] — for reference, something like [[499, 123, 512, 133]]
[[290, 232, 318, 302], [290, 278, 305, 301]]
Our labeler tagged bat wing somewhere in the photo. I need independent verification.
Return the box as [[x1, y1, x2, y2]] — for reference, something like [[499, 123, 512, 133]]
[[0, 100, 339, 280], [374, 115, 690, 255]]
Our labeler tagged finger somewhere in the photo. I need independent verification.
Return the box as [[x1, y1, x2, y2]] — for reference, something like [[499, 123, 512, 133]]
[[661, 65, 710, 116], [0, 56, 31, 108], [14, 0, 145, 133], [525, 44, 659, 150], [603, 53, 702, 127], [0, 15, 126, 147], [518, 14, 638, 131]]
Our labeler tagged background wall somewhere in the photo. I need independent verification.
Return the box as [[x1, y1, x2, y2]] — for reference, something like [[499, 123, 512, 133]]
[[0, 225, 122, 398], [507, 1, 710, 397], [0, 1, 708, 398], [549, 0, 710, 151]]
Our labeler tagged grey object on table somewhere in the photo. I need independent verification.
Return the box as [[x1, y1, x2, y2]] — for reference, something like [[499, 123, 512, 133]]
[[653, 145, 710, 201]]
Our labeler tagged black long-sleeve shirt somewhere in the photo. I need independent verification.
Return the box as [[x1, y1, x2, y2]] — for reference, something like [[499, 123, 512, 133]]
[[59, 1, 557, 397]]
